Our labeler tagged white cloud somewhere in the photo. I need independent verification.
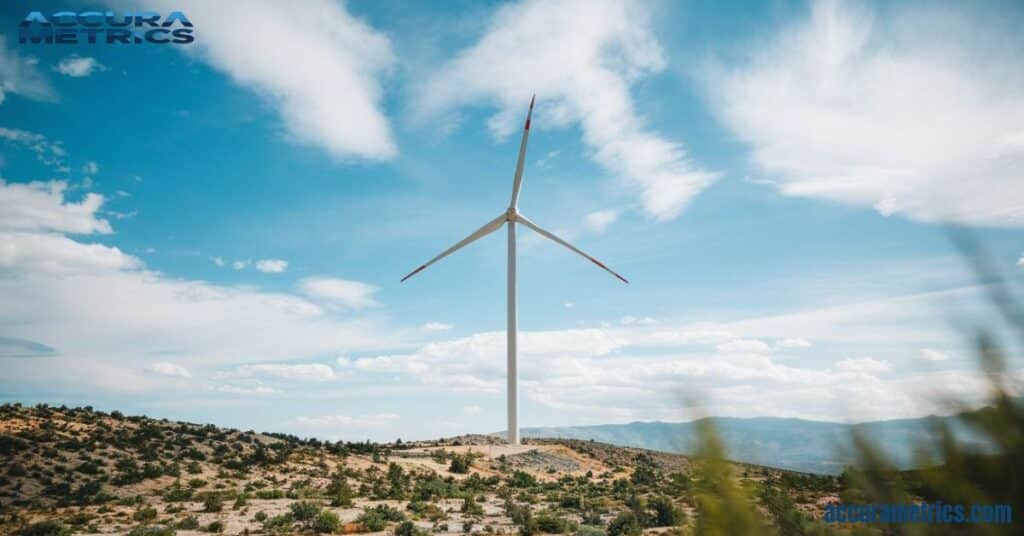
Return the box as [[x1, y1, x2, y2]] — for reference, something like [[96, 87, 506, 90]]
[[0, 231, 141, 275], [0, 40, 55, 104], [232, 259, 250, 270], [126, 0, 397, 160], [211, 383, 282, 396], [55, 55, 106, 78], [918, 348, 950, 362], [211, 256, 225, 267], [716, 338, 772, 354], [294, 413, 400, 428], [0, 128, 67, 170], [255, 259, 288, 273], [706, 0, 1024, 227], [232, 363, 336, 382], [563, 302, 575, 308], [620, 315, 657, 325], [463, 405, 483, 415], [147, 361, 192, 379], [81, 161, 99, 175], [836, 357, 890, 373], [775, 337, 812, 349], [584, 209, 620, 234], [356, 328, 624, 392], [422, 321, 453, 332], [419, 0, 718, 220], [1017, 254, 1024, 267], [300, 276, 379, 310]]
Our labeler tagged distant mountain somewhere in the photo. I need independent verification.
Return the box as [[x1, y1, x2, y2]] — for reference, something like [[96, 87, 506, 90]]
[[521, 413, 992, 475]]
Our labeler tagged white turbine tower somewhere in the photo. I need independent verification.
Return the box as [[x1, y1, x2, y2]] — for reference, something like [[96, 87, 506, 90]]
[[401, 95, 628, 445]]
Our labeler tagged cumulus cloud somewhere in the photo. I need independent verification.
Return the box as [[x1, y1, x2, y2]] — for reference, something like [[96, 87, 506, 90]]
[[255, 259, 288, 273], [0, 232, 141, 275], [294, 413, 400, 428], [584, 209, 620, 234], [918, 348, 949, 362], [211, 256, 225, 267], [147, 361, 192, 379], [706, 0, 1024, 227], [0, 174, 390, 397], [355, 328, 625, 392], [620, 315, 657, 325], [122, 0, 397, 159], [775, 338, 812, 349], [300, 276, 379, 310], [0, 40, 56, 104], [716, 338, 772, 354], [836, 357, 891, 373], [232, 259, 249, 270], [422, 321, 453, 332], [211, 383, 282, 396], [81, 161, 99, 175], [231, 363, 336, 382], [419, 0, 718, 220], [55, 56, 106, 78]]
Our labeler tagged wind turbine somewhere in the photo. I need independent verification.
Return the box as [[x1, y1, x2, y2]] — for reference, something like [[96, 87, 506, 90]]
[[401, 95, 628, 445]]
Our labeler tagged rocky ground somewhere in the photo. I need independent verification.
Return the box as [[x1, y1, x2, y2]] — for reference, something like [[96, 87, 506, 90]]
[[0, 404, 840, 535]]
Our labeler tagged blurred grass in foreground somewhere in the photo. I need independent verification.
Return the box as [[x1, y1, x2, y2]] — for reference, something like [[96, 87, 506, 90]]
[[691, 240, 1022, 535]]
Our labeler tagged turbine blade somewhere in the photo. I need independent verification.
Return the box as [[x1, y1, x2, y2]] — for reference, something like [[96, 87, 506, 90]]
[[517, 214, 629, 284], [509, 95, 535, 208], [401, 213, 507, 282]]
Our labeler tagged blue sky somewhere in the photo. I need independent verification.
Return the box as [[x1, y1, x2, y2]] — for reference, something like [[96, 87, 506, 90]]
[[0, 0, 1022, 441]]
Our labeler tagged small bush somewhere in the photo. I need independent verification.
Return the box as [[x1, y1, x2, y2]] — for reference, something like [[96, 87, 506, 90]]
[[202, 493, 224, 513], [177, 517, 200, 530], [17, 521, 72, 536], [133, 507, 158, 523], [205, 520, 224, 533], [312, 510, 341, 534], [535, 512, 577, 534], [394, 521, 428, 536], [606, 512, 641, 536]]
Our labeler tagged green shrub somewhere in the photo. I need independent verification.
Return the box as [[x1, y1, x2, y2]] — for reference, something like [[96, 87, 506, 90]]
[[535, 512, 577, 534], [133, 507, 158, 523], [606, 512, 641, 536], [202, 493, 224, 513], [205, 520, 224, 533], [262, 513, 295, 533], [312, 510, 341, 534], [647, 496, 683, 527], [509, 471, 536, 488], [290, 500, 322, 523], [176, 517, 199, 530], [254, 511, 268, 522], [449, 453, 471, 474], [17, 521, 72, 536], [394, 521, 429, 536], [575, 526, 606, 536]]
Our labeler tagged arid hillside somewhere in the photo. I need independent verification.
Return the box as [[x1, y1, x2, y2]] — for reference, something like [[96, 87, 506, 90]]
[[0, 404, 839, 535]]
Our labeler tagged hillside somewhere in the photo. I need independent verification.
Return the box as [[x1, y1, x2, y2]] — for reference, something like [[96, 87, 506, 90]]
[[0, 403, 842, 535], [521, 413, 990, 475]]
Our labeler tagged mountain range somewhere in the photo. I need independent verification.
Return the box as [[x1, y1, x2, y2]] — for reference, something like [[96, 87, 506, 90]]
[[519, 412, 992, 475]]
